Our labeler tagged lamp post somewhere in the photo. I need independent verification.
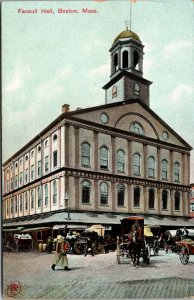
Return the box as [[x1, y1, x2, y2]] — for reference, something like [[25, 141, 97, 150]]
[[65, 191, 71, 220]]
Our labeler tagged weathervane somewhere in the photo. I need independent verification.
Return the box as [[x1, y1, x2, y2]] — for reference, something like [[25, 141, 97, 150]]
[[125, 20, 129, 30], [125, 0, 132, 31]]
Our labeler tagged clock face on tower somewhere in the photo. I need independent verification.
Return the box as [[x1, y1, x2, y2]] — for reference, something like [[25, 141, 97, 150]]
[[100, 113, 109, 124]]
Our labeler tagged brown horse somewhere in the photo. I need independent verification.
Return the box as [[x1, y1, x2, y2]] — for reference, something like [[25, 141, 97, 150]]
[[128, 228, 143, 267]]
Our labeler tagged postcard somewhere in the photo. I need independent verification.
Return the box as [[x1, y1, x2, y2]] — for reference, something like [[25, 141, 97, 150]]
[[2, 0, 194, 299]]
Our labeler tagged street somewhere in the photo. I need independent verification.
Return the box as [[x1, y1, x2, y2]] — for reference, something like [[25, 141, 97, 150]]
[[3, 249, 194, 299]]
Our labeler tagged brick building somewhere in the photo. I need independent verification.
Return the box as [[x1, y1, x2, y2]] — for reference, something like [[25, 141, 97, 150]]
[[3, 28, 194, 231]]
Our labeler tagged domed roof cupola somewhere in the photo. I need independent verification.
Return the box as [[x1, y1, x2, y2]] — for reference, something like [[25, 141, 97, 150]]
[[102, 25, 152, 107], [113, 29, 141, 44], [109, 26, 144, 79]]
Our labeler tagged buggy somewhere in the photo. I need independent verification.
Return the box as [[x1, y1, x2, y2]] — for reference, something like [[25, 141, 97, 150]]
[[116, 216, 150, 266]]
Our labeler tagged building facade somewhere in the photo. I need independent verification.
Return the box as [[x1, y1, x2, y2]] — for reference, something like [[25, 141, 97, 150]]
[[2, 28, 193, 229]]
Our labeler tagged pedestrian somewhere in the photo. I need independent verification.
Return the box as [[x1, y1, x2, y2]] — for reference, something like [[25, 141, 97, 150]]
[[51, 228, 71, 271], [84, 236, 94, 257], [183, 227, 189, 239], [46, 236, 53, 253]]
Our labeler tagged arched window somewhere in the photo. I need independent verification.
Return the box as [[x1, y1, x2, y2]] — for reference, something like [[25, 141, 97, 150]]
[[45, 184, 48, 206], [81, 142, 90, 167], [133, 50, 139, 69], [162, 190, 168, 210], [130, 122, 144, 135], [117, 184, 125, 206], [174, 162, 180, 182], [100, 182, 108, 205], [117, 150, 125, 173], [148, 189, 155, 209], [100, 146, 108, 170], [53, 134, 57, 141], [112, 85, 117, 99], [122, 50, 128, 68], [53, 180, 57, 205], [31, 190, 34, 209], [114, 53, 118, 72], [161, 159, 168, 180], [134, 187, 140, 207], [148, 156, 155, 178], [25, 192, 28, 211], [133, 153, 141, 176], [19, 194, 23, 212], [175, 191, 180, 211], [82, 180, 91, 204], [134, 83, 140, 96], [38, 187, 41, 208]]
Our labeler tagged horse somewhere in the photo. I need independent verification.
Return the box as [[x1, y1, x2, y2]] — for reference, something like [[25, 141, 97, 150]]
[[126, 228, 143, 267], [159, 231, 180, 253]]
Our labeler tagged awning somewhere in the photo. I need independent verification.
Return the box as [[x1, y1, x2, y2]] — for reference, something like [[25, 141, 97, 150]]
[[53, 224, 87, 230], [3, 226, 25, 232], [22, 227, 51, 232], [3, 212, 194, 229]]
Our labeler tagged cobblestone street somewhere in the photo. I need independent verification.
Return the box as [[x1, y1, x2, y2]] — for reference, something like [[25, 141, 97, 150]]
[[3, 249, 194, 299]]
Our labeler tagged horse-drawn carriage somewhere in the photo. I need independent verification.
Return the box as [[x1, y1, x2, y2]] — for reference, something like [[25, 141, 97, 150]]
[[144, 225, 160, 256], [116, 216, 150, 266], [176, 230, 194, 265]]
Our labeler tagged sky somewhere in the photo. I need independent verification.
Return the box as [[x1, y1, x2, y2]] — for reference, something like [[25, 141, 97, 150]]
[[2, 0, 194, 182]]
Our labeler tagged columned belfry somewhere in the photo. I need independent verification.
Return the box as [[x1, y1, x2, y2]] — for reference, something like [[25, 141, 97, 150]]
[[103, 26, 152, 106]]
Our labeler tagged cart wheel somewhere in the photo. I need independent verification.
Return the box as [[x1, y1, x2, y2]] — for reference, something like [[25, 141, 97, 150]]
[[93, 243, 104, 254], [74, 241, 86, 255], [144, 245, 150, 264], [179, 244, 189, 265]]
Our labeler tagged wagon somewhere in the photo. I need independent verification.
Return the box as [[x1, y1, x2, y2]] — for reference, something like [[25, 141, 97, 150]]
[[177, 235, 194, 265], [116, 216, 150, 266]]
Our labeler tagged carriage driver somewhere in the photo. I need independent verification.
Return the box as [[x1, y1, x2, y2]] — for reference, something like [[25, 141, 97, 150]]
[[130, 220, 143, 240]]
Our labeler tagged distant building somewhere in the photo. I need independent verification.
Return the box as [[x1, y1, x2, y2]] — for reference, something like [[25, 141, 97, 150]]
[[2, 27, 194, 231], [190, 184, 194, 218]]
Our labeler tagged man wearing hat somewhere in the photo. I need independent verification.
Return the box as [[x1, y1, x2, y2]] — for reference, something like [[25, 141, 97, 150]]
[[51, 228, 71, 271]]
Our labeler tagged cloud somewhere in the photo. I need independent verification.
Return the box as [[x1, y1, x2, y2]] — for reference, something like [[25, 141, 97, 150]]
[[82, 39, 103, 56], [36, 65, 72, 100], [88, 63, 109, 76], [170, 83, 194, 103], [163, 40, 192, 58], [5, 65, 31, 93]]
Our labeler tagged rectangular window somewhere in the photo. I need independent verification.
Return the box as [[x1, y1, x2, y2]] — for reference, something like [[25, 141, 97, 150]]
[[25, 169, 28, 183], [11, 198, 14, 214], [15, 197, 18, 213], [53, 151, 57, 168], [20, 172, 23, 185], [38, 160, 41, 177], [15, 175, 18, 188], [31, 165, 35, 180], [190, 203, 194, 212], [38, 188, 42, 208], [45, 156, 49, 172], [11, 178, 13, 190], [162, 170, 167, 180], [20, 195, 23, 212]]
